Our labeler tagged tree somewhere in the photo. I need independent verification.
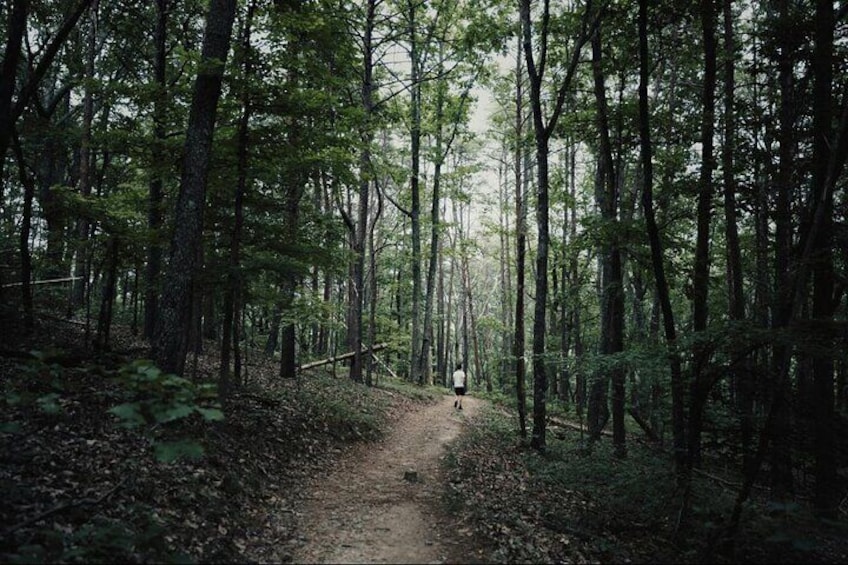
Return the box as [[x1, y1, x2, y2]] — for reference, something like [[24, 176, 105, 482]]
[[519, 0, 599, 451], [587, 21, 626, 456], [153, 0, 237, 377]]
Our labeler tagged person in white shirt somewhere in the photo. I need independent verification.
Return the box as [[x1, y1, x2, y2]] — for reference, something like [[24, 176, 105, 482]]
[[452, 363, 467, 410]]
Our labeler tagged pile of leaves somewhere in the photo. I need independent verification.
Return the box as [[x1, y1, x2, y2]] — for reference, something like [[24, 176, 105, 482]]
[[444, 405, 848, 564], [0, 318, 423, 563]]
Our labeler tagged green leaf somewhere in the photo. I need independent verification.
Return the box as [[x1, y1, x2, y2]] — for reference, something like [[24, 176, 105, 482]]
[[0, 422, 21, 434], [156, 404, 194, 423], [109, 402, 145, 426], [195, 407, 225, 421], [154, 440, 204, 463], [36, 393, 62, 414]]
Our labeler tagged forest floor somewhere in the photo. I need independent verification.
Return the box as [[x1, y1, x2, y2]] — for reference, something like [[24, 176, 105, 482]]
[[3, 314, 848, 563]]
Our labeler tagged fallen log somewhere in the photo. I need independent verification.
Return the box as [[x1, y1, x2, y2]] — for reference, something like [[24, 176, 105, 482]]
[[298, 342, 388, 372]]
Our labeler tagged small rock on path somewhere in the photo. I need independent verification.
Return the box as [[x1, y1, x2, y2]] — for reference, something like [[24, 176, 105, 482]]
[[291, 393, 481, 564]]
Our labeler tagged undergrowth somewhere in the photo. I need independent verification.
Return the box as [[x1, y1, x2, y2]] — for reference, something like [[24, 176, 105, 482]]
[[443, 405, 847, 564], [0, 340, 425, 563]]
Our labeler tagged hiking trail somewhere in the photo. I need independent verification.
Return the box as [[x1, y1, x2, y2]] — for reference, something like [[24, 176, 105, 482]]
[[291, 393, 482, 564]]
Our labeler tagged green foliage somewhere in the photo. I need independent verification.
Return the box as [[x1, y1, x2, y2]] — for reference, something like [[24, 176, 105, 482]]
[[377, 377, 442, 403], [1, 351, 70, 434], [108, 360, 224, 462]]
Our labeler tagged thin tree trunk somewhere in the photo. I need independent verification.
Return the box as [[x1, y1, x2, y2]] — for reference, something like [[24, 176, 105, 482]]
[[588, 26, 625, 456], [95, 236, 119, 351], [688, 0, 718, 469], [0, 0, 28, 198], [72, 0, 99, 309], [810, 0, 837, 517], [638, 0, 686, 474], [408, 0, 423, 383], [220, 0, 255, 392], [513, 28, 528, 438], [721, 0, 753, 480], [11, 134, 34, 333], [143, 0, 167, 340]]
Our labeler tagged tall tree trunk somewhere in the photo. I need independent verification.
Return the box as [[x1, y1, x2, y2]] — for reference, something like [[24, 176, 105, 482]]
[[153, 0, 237, 376], [768, 1, 796, 494], [513, 29, 528, 439], [220, 0, 255, 391], [420, 61, 445, 386], [349, 0, 377, 384], [365, 187, 383, 387], [520, 0, 597, 452], [0, 0, 28, 203], [144, 0, 171, 339], [810, 0, 837, 517], [408, 0, 423, 383], [11, 134, 34, 333], [588, 27, 626, 456], [638, 0, 686, 474], [688, 0, 718, 469], [721, 0, 753, 480], [71, 0, 99, 309]]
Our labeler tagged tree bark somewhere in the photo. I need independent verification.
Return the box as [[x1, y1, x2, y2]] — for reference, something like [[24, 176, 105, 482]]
[[0, 0, 29, 204], [408, 0, 423, 383], [71, 0, 99, 309], [810, 0, 837, 517], [588, 26, 626, 456], [144, 0, 171, 339], [520, 0, 597, 452], [348, 0, 377, 384], [638, 0, 686, 474], [688, 0, 718, 468], [153, 0, 237, 376], [220, 0, 255, 391], [513, 28, 528, 438]]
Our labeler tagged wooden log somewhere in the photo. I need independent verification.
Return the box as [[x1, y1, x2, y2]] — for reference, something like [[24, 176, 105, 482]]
[[1, 276, 81, 288], [371, 352, 400, 380], [298, 342, 388, 372]]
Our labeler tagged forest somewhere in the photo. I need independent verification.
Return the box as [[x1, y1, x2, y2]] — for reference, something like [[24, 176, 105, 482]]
[[1, 0, 847, 562]]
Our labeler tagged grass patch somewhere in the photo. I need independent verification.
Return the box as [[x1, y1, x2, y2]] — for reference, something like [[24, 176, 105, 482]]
[[376, 376, 444, 403]]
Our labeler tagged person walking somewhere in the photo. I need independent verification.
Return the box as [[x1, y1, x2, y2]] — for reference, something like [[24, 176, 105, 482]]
[[452, 363, 467, 410]]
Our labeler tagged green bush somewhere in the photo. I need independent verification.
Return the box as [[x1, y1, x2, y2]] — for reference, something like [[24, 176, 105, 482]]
[[108, 360, 224, 463]]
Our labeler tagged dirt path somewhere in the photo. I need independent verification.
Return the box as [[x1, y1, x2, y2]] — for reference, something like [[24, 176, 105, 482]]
[[291, 393, 481, 564]]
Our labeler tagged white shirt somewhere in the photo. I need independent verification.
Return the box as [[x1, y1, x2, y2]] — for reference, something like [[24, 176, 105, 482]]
[[452, 369, 466, 388]]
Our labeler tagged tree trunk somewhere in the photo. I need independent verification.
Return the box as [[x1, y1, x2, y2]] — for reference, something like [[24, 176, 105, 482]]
[[420, 59, 445, 386], [810, 0, 837, 517], [688, 0, 718, 469], [348, 0, 377, 384], [95, 236, 119, 351], [638, 0, 686, 474], [513, 29, 527, 439], [0, 0, 28, 203], [153, 0, 237, 376], [11, 134, 34, 333], [144, 0, 171, 339], [71, 0, 99, 309], [588, 26, 626, 456], [721, 0, 754, 481], [520, 0, 597, 452], [768, 0, 796, 494], [220, 0, 255, 392], [408, 0, 423, 384]]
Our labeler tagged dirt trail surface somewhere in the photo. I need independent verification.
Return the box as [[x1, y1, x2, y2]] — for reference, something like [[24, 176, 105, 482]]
[[291, 393, 482, 564]]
